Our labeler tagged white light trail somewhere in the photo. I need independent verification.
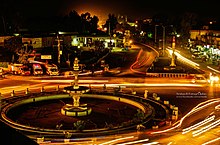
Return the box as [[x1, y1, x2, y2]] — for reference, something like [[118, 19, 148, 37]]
[[142, 142, 159, 145], [207, 66, 220, 73], [202, 137, 220, 145], [182, 115, 215, 134], [99, 136, 135, 145], [192, 119, 220, 137], [167, 48, 200, 68], [215, 104, 220, 110], [39, 79, 203, 87], [151, 98, 220, 134], [117, 138, 149, 145], [40, 79, 109, 83]]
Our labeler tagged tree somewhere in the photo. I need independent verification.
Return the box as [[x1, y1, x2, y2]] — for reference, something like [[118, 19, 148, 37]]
[[17, 47, 32, 64], [179, 12, 198, 48], [67, 10, 82, 32], [81, 12, 92, 33], [80, 12, 99, 34], [4, 36, 22, 63], [104, 14, 118, 36], [90, 15, 99, 33]]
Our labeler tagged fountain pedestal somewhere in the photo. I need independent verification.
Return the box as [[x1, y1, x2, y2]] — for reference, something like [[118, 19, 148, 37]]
[[61, 58, 91, 117]]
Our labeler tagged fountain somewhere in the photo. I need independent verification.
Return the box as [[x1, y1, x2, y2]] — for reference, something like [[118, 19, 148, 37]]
[[61, 57, 91, 116]]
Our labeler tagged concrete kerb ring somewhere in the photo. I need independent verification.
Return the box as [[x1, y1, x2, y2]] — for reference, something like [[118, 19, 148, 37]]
[[0, 90, 170, 138]]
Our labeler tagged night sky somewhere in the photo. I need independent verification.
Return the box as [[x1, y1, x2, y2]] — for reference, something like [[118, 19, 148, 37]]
[[3, 0, 220, 23]]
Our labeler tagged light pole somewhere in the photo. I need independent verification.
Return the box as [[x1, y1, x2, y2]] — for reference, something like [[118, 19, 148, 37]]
[[162, 26, 166, 56], [170, 35, 176, 67], [155, 25, 159, 44], [56, 33, 63, 64], [57, 35, 61, 64]]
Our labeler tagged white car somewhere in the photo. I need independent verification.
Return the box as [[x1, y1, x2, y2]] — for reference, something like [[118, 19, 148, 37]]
[[191, 75, 208, 84], [208, 73, 219, 83]]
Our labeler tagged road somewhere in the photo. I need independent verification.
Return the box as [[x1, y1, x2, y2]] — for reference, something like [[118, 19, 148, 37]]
[[1, 42, 220, 145]]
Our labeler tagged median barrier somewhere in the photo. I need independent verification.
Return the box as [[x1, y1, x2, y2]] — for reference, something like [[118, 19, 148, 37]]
[[146, 73, 190, 78]]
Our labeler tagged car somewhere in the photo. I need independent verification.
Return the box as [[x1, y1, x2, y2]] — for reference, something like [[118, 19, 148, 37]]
[[191, 53, 201, 59], [208, 73, 219, 83], [191, 75, 208, 84]]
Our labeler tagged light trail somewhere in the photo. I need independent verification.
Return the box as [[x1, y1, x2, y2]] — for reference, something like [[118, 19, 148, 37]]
[[39, 80, 202, 87], [215, 104, 220, 110], [99, 136, 135, 145], [151, 98, 220, 134], [167, 48, 200, 68], [202, 137, 220, 145], [142, 44, 159, 57], [40, 79, 109, 83], [117, 138, 149, 145], [130, 49, 147, 74], [207, 66, 220, 74], [192, 119, 220, 137], [0, 80, 203, 95], [142, 142, 159, 145], [182, 115, 215, 134]]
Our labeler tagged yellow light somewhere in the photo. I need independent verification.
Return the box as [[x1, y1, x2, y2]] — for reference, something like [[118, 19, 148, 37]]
[[14, 33, 20, 36], [71, 38, 78, 46]]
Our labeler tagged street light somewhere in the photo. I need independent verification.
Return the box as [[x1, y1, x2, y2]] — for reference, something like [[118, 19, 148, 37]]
[[155, 25, 159, 43], [155, 25, 166, 56], [55, 33, 63, 64]]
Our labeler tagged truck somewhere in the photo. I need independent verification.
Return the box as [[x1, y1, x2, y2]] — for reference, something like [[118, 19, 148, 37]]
[[28, 60, 59, 76], [32, 63, 43, 76], [45, 63, 59, 76], [8, 63, 31, 75]]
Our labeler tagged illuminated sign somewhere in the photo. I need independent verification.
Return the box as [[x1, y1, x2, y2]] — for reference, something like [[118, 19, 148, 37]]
[[41, 55, 52, 59]]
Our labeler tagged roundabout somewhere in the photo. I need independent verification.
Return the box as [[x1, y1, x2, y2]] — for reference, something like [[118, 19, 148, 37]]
[[0, 87, 173, 142], [0, 58, 172, 142], [1, 91, 157, 138]]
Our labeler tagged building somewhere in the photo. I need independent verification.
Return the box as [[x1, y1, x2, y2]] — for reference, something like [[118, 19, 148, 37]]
[[190, 26, 220, 64]]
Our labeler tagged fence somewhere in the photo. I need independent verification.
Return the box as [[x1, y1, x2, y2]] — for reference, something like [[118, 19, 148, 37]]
[[146, 72, 199, 78]]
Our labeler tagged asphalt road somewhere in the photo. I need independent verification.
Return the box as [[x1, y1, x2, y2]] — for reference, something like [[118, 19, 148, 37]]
[[1, 42, 220, 144]]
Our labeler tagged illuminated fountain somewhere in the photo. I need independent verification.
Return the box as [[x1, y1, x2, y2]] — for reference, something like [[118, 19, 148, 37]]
[[61, 57, 91, 116]]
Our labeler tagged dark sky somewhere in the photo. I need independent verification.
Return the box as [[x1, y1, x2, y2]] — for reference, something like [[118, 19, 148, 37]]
[[4, 0, 220, 24]]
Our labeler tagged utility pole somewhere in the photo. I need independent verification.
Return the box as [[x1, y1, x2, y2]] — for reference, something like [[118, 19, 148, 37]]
[[56, 34, 63, 64], [1, 16, 6, 34], [108, 21, 111, 36], [57, 35, 61, 64], [154, 25, 157, 43], [108, 21, 112, 48], [162, 26, 166, 56]]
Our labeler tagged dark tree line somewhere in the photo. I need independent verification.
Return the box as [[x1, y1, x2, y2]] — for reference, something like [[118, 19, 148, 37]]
[[0, 10, 101, 35]]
